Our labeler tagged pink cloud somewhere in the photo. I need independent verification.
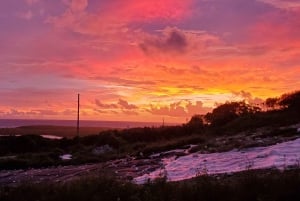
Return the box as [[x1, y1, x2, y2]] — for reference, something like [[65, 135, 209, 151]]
[[46, 0, 193, 38], [246, 8, 300, 87], [249, 8, 300, 45], [18, 10, 33, 20], [0, 108, 77, 119], [32, 109, 59, 116], [258, 0, 300, 10], [25, 0, 39, 6], [65, 0, 88, 12], [112, 0, 193, 21]]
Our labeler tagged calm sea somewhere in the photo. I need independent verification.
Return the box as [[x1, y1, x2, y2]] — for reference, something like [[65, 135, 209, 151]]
[[0, 119, 177, 128]]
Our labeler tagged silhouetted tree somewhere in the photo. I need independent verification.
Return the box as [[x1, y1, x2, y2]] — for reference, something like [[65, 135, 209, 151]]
[[186, 114, 204, 131], [204, 101, 261, 126], [265, 97, 279, 110], [278, 91, 300, 111]]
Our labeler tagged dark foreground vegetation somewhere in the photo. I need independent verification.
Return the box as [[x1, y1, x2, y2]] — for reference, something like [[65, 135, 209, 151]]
[[0, 90, 300, 170], [0, 126, 112, 138], [1, 169, 300, 201]]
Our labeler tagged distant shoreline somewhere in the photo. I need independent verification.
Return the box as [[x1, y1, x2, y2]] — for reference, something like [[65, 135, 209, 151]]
[[0, 119, 179, 129]]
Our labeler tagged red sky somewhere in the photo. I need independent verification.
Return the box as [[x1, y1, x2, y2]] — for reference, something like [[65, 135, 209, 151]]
[[0, 0, 300, 123]]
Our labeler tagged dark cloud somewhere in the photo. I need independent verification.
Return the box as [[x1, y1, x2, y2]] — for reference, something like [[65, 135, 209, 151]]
[[140, 27, 188, 55], [94, 109, 113, 114], [95, 99, 138, 110], [95, 99, 118, 109], [118, 99, 138, 110]]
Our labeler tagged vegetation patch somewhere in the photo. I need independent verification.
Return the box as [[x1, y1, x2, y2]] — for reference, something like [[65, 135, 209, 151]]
[[1, 169, 300, 201]]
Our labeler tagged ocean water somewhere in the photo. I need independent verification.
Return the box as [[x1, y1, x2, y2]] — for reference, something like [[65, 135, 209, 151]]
[[0, 119, 175, 128]]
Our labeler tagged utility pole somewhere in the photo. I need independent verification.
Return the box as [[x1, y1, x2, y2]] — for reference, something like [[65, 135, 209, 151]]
[[77, 93, 80, 137]]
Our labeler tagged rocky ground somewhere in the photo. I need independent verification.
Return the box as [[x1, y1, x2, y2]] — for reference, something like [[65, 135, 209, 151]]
[[0, 156, 163, 187], [1, 124, 299, 187]]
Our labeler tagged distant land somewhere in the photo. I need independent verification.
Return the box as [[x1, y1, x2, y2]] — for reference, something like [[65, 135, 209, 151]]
[[0, 119, 178, 129]]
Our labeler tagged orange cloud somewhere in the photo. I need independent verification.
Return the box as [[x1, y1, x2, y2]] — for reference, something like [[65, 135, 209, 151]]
[[232, 91, 264, 105], [147, 101, 211, 117]]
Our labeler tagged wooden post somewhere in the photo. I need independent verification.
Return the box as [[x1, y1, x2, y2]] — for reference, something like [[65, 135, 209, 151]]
[[77, 93, 80, 137]]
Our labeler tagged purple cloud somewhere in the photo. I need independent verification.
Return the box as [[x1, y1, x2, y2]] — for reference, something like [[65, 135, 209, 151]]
[[140, 27, 188, 55]]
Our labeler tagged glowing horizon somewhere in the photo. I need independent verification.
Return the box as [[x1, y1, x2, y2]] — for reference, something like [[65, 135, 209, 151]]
[[0, 0, 299, 123]]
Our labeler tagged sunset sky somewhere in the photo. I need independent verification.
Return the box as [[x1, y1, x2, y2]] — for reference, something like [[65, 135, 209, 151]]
[[0, 0, 300, 123]]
